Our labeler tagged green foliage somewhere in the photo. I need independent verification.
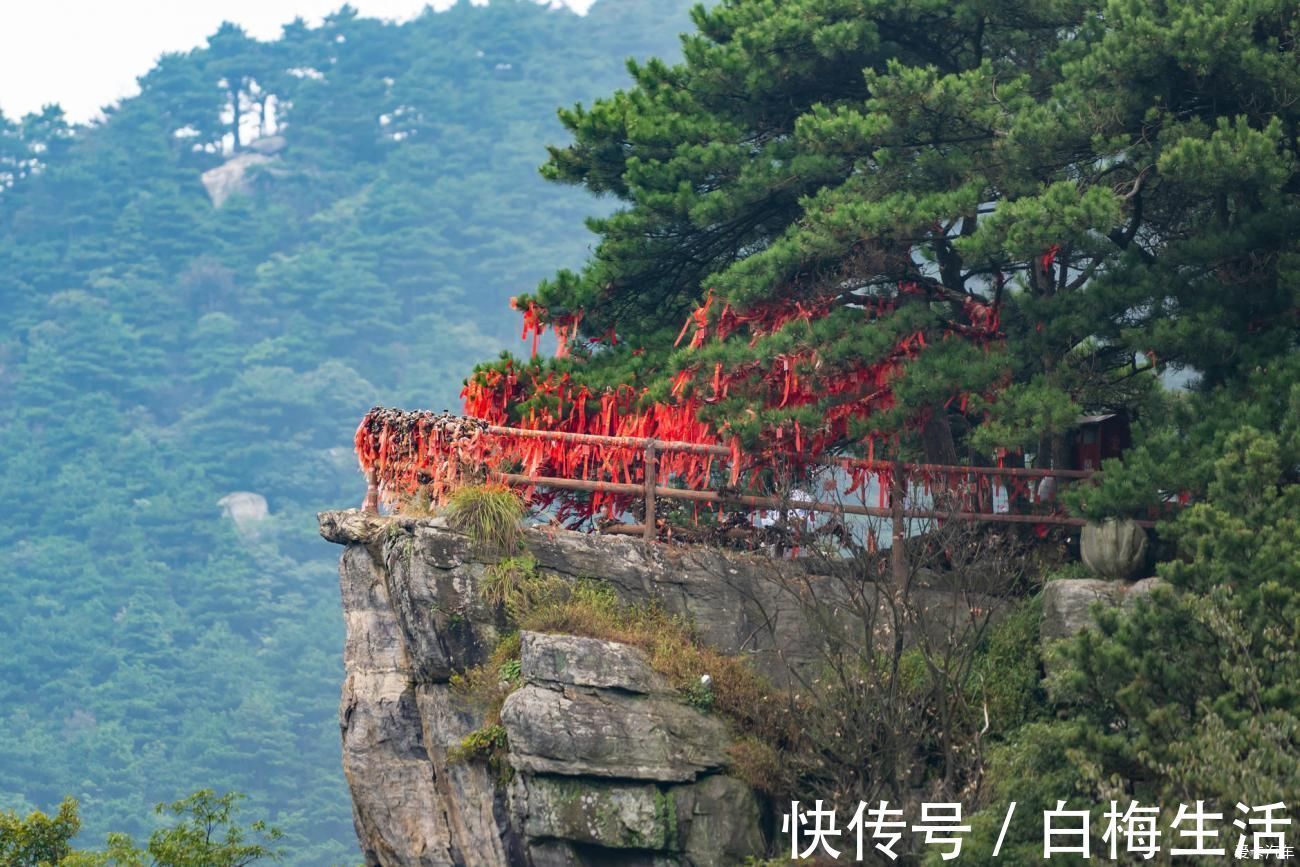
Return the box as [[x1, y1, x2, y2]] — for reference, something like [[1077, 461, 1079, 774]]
[[449, 724, 509, 763], [447, 725, 511, 784], [961, 429, 1300, 860], [6, 0, 1298, 859], [1, 791, 280, 867], [0, 3, 696, 862], [0, 797, 80, 866], [480, 554, 541, 617], [497, 657, 521, 685], [681, 679, 715, 713], [1065, 358, 1300, 518], [968, 600, 1047, 734], [104, 790, 282, 867], [1056, 428, 1300, 803], [445, 484, 526, 555], [478, 0, 1300, 478]]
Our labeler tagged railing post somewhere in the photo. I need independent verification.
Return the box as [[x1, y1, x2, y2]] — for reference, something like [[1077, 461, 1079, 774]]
[[643, 442, 657, 542], [890, 464, 907, 586], [362, 470, 379, 514]]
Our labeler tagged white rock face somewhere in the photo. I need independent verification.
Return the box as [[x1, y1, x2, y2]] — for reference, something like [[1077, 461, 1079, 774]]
[[200, 152, 276, 207], [217, 492, 269, 533], [246, 135, 287, 155]]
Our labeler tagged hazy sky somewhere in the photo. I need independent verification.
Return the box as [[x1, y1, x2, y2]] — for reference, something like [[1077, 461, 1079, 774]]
[[0, 0, 594, 123]]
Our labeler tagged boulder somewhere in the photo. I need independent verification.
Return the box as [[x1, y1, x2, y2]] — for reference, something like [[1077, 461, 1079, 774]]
[[512, 776, 672, 850], [201, 151, 277, 207], [520, 631, 670, 694], [501, 682, 728, 782], [510, 774, 762, 866], [672, 775, 765, 867], [1042, 577, 1163, 642]]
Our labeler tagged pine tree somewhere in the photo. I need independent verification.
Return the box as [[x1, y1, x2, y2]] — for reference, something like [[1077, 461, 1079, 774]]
[[466, 0, 1300, 491]]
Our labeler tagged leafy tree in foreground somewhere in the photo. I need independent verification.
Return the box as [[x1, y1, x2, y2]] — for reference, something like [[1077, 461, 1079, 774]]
[[0, 796, 80, 866], [1, 790, 281, 866]]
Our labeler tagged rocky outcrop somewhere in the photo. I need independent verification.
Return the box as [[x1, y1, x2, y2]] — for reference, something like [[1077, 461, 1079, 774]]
[[319, 510, 800, 866], [520, 632, 669, 694], [319, 509, 837, 690], [335, 535, 517, 866], [319, 508, 1034, 865], [511, 773, 762, 866], [503, 633, 729, 782], [505, 632, 763, 865], [1041, 576, 1163, 643], [200, 138, 289, 207]]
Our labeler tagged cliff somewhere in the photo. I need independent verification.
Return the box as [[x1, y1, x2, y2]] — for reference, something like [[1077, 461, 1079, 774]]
[[318, 509, 1159, 866], [317, 510, 832, 866]]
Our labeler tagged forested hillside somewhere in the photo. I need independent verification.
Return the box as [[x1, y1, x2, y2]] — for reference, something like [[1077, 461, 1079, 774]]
[[0, 2, 694, 861]]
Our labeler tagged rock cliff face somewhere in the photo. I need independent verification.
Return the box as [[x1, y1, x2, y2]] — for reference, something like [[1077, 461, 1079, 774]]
[[318, 510, 823, 866], [319, 508, 1151, 864]]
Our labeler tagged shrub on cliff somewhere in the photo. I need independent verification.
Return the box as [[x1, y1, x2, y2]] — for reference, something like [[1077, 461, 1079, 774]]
[[444, 484, 526, 555], [953, 428, 1300, 862]]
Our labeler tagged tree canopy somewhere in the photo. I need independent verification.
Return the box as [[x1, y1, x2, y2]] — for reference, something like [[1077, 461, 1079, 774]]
[[469, 0, 1300, 504], [453, 2, 1300, 852], [1, 790, 280, 867]]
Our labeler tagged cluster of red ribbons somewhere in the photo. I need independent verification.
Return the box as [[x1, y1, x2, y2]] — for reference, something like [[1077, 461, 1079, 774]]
[[459, 360, 729, 522], [835, 458, 1047, 513], [512, 297, 584, 359], [354, 408, 493, 504], [668, 286, 1001, 466], [358, 284, 1008, 525]]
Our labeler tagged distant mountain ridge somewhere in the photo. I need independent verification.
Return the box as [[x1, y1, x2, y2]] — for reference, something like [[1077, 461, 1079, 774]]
[[0, 2, 694, 862]]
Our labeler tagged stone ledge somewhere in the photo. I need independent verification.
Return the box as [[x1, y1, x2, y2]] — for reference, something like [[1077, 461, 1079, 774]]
[[501, 681, 728, 783], [521, 631, 671, 694]]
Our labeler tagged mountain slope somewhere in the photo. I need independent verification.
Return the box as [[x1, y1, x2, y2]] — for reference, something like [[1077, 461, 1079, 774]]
[[0, 1, 693, 861]]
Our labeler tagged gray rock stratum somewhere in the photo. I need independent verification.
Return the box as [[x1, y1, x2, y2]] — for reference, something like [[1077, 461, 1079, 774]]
[[318, 509, 1024, 865], [319, 510, 802, 866]]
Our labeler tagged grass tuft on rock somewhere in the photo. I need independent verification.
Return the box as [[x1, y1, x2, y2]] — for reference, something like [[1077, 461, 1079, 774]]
[[444, 483, 525, 554]]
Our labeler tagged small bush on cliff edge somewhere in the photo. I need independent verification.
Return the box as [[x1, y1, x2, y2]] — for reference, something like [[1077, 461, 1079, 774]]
[[446, 724, 511, 784], [444, 484, 525, 554]]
